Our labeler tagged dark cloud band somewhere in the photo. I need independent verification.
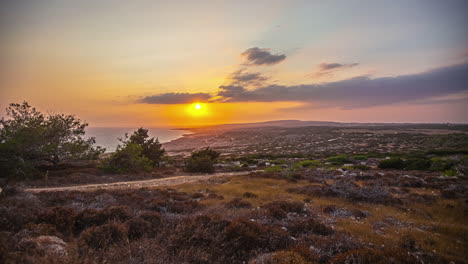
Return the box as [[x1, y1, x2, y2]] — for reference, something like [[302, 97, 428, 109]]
[[139, 92, 211, 104], [139, 63, 468, 108], [218, 63, 468, 108]]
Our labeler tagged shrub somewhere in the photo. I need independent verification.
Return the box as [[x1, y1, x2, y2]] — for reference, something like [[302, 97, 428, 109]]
[[378, 158, 405, 169], [185, 147, 220, 173], [242, 192, 258, 199], [301, 233, 362, 261], [295, 160, 322, 169], [102, 143, 153, 173], [139, 211, 161, 235], [23, 223, 59, 237], [443, 169, 457, 176], [79, 222, 128, 250], [351, 164, 371, 170], [151, 199, 204, 214], [352, 155, 368, 160], [430, 157, 455, 172], [223, 219, 292, 261], [404, 158, 431, 170], [289, 180, 398, 205], [262, 200, 304, 219], [74, 209, 108, 234], [37, 207, 76, 235], [225, 198, 252, 209], [103, 206, 132, 221], [326, 155, 350, 165], [287, 218, 334, 236], [250, 250, 311, 264], [330, 247, 420, 264], [74, 206, 132, 234], [264, 165, 282, 173], [126, 217, 151, 240]]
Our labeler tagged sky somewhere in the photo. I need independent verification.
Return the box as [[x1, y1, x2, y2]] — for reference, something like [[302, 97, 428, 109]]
[[1, 0, 467, 127]]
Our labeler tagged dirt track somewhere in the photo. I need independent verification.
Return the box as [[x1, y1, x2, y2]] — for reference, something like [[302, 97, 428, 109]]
[[24, 171, 254, 193]]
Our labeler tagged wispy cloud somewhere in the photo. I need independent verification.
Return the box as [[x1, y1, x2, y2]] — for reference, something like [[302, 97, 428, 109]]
[[311, 62, 360, 78], [318, 62, 359, 71], [228, 69, 269, 87], [241, 47, 286, 66]]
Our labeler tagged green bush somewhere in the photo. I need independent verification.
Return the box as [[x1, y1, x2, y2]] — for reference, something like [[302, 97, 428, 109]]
[[284, 172, 301, 182], [326, 155, 350, 165], [378, 158, 405, 169], [404, 158, 431, 171], [443, 169, 456, 176], [103, 143, 153, 173], [456, 156, 468, 176], [264, 165, 282, 173], [430, 157, 455, 172], [294, 160, 322, 169], [353, 155, 368, 160], [185, 147, 220, 173]]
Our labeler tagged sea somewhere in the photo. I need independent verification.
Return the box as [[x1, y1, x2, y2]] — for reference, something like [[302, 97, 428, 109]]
[[85, 127, 189, 152]]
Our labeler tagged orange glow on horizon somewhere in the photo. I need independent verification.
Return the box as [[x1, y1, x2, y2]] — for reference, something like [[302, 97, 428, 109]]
[[156, 101, 304, 128]]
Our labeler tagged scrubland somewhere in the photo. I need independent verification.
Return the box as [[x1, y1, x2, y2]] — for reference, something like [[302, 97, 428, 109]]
[[1, 168, 466, 264]]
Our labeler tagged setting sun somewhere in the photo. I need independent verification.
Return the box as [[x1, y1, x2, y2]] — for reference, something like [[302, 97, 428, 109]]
[[186, 102, 208, 119]]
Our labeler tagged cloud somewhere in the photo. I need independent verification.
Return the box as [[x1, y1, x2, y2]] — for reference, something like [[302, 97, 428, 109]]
[[312, 62, 359, 78], [229, 70, 268, 87], [138, 63, 468, 108], [216, 62, 468, 108], [139, 92, 211, 104], [241, 47, 286, 66], [217, 85, 248, 99], [318, 62, 359, 71]]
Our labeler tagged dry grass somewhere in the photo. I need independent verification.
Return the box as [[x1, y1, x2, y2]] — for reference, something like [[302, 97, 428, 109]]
[[172, 174, 468, 262], [175, 176, 309, 206]]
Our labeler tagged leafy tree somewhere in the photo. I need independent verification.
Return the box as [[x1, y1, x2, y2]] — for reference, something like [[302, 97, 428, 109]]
[[0, 102, 104, 178], [185, 147, 220, 173], [42, 114, 104, 165], [120, 128, 165, 167], [103, 143, 153, 173]]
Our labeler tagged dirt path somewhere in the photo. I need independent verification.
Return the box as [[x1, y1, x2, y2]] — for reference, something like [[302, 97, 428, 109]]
[[24, 171, 255, 193]]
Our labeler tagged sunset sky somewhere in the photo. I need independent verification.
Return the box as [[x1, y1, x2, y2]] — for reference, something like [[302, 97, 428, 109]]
[[1, 0, 467, 127]]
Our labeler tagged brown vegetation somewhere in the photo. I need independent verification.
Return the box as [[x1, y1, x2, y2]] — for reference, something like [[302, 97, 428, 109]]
[[1, 168, 467, 263]]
